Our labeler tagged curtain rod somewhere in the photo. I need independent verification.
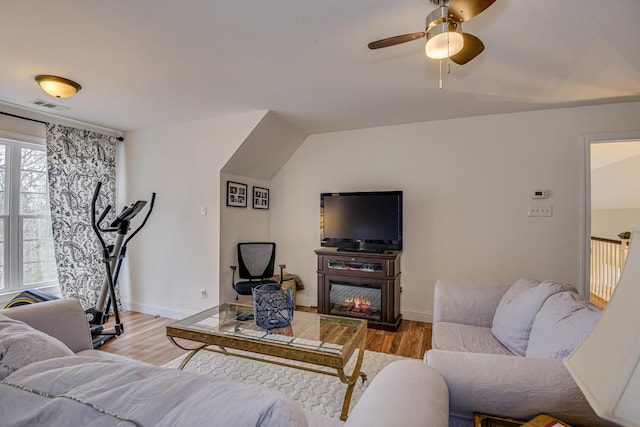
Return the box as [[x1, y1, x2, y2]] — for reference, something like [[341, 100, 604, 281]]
[[0, 111, 47, 125], [0, 109, 124, 142]]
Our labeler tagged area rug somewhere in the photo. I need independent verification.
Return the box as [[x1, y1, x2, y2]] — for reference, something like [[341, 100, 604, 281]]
[[162, 349, 408, 419]]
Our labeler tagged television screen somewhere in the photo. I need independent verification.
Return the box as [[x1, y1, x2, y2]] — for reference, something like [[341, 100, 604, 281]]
[[320, 191, 403, 252]]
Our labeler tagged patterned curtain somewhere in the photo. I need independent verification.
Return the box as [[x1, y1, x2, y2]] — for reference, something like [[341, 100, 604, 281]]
[[46, 123, 118, 309]]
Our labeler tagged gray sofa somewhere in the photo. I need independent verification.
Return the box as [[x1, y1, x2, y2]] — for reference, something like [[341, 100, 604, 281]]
[[425, 278, 615, 427], [1, 298, 449, 427]]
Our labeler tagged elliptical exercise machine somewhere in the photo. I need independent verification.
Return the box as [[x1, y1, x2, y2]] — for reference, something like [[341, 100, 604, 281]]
[[86, 182, 156, 348]]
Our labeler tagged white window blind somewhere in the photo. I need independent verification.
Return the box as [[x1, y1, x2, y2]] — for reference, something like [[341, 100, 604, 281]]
[[0, 135, 58, 292]]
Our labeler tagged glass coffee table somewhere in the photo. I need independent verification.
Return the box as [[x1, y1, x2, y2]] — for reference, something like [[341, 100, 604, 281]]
[[166, 303, 367, 421]]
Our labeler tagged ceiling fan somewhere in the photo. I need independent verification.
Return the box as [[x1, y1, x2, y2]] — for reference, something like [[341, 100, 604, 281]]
[[368, 0, 495, 65]]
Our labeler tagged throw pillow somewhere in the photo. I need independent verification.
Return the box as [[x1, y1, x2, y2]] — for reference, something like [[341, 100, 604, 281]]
[[491, 279, 576, 356], [526, 291, 601, 359], [0, 313, 74, 379]]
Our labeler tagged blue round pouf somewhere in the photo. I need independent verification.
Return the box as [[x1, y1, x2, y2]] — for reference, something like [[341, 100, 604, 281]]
[[252, 283, 294, 329]]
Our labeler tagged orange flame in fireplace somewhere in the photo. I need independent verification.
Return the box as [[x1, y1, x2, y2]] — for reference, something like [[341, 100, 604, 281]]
[[344, 296, 371, 311]]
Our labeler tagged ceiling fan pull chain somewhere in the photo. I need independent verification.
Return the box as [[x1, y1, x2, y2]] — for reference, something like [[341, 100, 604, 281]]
[[447, 26, 454, 75], [439, 59, 443, 89]]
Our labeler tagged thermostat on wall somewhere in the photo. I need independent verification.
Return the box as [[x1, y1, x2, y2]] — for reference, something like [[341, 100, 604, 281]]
[[532, 190, 549, 199]]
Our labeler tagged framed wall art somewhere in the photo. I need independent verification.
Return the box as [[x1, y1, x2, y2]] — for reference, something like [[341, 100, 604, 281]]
[[253, 186, 269, 210], [226, 181, 247, 208]]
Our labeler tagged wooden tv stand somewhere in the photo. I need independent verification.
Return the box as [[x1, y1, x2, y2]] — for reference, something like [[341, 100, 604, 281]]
[[316, 248, 402, 331]]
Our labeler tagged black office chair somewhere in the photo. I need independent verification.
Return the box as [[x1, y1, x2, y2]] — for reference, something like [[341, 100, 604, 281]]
[[230, 242, 285, 300]]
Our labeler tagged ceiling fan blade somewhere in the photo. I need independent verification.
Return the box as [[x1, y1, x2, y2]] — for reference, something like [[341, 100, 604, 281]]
[[367, 32, 426, 49], [449, 33, 484, 65], [447, 0, 495, 22]]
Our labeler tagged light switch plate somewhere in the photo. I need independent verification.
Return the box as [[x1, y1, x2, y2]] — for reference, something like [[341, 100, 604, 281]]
[[528, 205, 552, 217]]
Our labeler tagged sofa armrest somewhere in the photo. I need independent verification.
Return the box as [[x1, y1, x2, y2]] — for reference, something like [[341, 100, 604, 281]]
[[345, 359, 448, 427], [433, 279, 511, 327], [425, 350, 614, 427], [1, 298, 92, 353]]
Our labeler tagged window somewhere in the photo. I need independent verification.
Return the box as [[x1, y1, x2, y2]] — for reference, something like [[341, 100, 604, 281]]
[[0, 136, 58, 292]]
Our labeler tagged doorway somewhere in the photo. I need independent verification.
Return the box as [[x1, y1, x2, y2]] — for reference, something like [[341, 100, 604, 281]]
[[583, 132, 640, 305]]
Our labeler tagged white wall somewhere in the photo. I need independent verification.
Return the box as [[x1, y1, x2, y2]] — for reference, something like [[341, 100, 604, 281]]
[[270, 102, 640, 322], [0, 114, 45, 139], [119, 111, 267, 318], [592, 209, 640, 240], [590, 147, 640, 240], [117, 101, 640, 322], [219, 173, 272, 304]]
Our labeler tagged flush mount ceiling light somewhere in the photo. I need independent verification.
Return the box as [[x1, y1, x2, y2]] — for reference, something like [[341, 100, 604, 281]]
[[34, 75, 82, 98]]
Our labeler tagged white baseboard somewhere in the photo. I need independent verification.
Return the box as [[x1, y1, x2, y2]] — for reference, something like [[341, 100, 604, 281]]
[[296, 294, 314, 308], [122, 300, 194, 320], [401, 308, 433, 323]]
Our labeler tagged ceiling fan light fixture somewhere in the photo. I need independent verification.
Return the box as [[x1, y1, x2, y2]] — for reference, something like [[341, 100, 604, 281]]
[[425, 22, 464, 59], [34, 75, 82, 98]]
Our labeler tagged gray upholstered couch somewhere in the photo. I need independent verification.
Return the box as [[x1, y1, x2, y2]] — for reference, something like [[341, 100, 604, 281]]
[[1, 298, 449, 427], [425, 278, 615, 427]]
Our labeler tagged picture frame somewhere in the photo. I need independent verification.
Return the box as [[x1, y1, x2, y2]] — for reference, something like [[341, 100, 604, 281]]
[[226, 181, 247, 208], [253, 186, 269, 210]]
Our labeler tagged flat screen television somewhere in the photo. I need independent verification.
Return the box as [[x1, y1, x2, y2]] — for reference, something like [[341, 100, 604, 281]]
[[320, 191, 403, 252]]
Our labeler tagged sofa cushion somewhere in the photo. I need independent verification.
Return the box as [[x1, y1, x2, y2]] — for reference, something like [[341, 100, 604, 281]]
[[526, 291, 601, 359], [491, 279, 576, 356], [0, 313, 74, 379], [433, 322, 513, 355]]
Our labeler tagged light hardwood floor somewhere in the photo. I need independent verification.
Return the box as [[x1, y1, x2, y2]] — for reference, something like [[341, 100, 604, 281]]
[[99, 308, 432, 365]]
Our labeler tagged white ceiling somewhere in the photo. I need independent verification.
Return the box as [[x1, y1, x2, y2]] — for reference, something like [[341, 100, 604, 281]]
[[1, 0, 640, 134]]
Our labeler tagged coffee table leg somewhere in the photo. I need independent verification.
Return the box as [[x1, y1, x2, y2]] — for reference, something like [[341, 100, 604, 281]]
[[177, 347, 203, 369], [167, 335, 207, 370], [337, 338, 367, 421]]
